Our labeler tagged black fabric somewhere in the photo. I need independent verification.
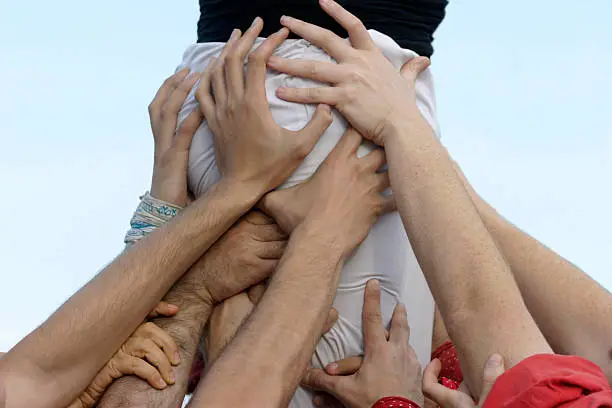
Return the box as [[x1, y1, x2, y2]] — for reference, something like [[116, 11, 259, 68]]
[[197, 0, 448, 58]]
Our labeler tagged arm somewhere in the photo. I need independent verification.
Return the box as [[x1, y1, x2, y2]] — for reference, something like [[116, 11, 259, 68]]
[[190, 126, 391, 407], [98, 212, 287, 408], [452, 161, 612, 381], [269, 0, 552, 392], [1, 24, 330, 407]]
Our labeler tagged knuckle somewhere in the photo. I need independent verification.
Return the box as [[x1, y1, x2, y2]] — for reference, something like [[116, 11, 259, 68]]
[[248, 51, 264, 65], [365, 310, 383, 325]]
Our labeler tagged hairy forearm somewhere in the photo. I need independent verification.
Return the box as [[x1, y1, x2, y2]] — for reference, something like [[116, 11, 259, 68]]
[[475, 205, 612, 379], [384, 113, 551, 389], [98, 284, 212, 408], [191, 224, 344, 408], [1, 180, 258, 408]]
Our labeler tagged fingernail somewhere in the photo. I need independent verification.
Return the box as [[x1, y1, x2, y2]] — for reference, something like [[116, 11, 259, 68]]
[[174, 351, 181, 364], [251, 17, 262, 27], [486, 354, 503, 367], [369, 279, 380, 289], [313, 396, 323, 407], [157, 378, 167, 388], [326, 362, 338, 373], [169, 371, 176, 383], [320, 104, 331, 112], [280, 15, 291, 24]]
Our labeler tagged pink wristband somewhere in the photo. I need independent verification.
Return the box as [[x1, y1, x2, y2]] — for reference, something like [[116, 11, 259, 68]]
[[372, 396, 422, 408]]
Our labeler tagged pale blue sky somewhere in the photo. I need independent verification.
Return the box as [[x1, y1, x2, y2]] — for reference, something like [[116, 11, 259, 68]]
[[0, 1, 610, 351]]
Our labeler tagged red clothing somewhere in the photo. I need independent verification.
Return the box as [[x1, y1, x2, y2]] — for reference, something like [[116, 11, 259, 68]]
[[432, 341, 463, 390], [483, 354, 612, 407]]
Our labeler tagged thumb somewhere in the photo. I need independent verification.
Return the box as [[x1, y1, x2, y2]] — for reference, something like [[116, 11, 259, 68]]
[[293, 104, 333, 156], [478, 354, 505, 405], [423, 359, 467, 408], [174, 109, 203, 151], [148, 301, 179, 318], [399, 56, 431, 82], [302, 367, 344, 396]]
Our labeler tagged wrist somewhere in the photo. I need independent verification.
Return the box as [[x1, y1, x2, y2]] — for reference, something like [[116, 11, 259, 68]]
[[381, 107, 433, 147], [215, 178, 266, 209], [293, 219, 351, 260], [372, 396, 423, 408]]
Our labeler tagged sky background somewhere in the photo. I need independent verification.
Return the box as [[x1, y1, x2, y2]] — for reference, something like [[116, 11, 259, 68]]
[[0, 0, 610, 352]]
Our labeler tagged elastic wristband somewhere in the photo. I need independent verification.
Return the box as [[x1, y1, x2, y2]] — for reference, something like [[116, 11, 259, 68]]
[[372, 396, 421, 408], [124, 192, 183, 245]]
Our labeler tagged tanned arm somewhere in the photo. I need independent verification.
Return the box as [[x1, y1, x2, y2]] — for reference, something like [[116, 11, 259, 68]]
[[453, 162, 612, 382]]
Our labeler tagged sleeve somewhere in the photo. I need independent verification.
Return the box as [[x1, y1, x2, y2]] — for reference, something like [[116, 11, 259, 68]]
[[482, 354, 612, 408]]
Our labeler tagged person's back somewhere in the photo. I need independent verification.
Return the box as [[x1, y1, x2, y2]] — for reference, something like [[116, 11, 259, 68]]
[[180, 2, 447, 406]]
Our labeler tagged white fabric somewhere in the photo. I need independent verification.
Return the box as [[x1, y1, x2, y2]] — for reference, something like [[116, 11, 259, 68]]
[[176, 30, 438, 407]]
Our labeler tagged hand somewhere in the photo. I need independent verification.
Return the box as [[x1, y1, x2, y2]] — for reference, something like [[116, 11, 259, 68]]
[[302, 280, 424, 408], [290, 128, 394, 253], [196, 18, 333, 196], [259, 132, 395, 235], [67, 302, 181, 408], [181, 211, 287, 304], [422, 354, 506, 408], [267, 0, 430, 146], [206, 286, 339, 364], [149, 68, 203, 206]]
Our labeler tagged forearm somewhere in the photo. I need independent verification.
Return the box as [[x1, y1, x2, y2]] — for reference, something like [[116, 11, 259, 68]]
[[98, 281, 212, 408], [384, 112, 551, 388], [2, 180, 258, 408], [476, 206, 612, 379], [191, 224, 345, 408]]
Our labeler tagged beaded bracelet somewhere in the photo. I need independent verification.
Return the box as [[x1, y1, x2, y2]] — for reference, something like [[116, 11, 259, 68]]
[[372, 396, 422, 408], [124, 192, 183, 246]]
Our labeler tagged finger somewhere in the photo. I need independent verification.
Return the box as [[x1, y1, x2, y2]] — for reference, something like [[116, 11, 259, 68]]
[[139, 338, 175, 385], [389, 302, 410, 345], [374, 172, 390, 193], [141, 322, 181, 366], [212, 29, 242, 107], [227, 18, 263, 98], [280, 15, 353, 61], [322, 307, 339, 334], [196, 58, 217, 127], [360, 148, 385, 171], [158, 71, 200, 152], [267, 57, 344, 84], [422, 359, 457, 407], [330, 127, 362, 158], [174, 108, 203, 152], [480, 354, 505, 403], [399, 56, 431, 82], [149, 68, 190, 134], [380, 194, 396, 215], [301, 367, 343, 395], [245, 210, 276, 225], [250, 221, 288, 241], [325, 356, 363, 375], [247, 283, 266, 305], [318, 0, 375, 50], [245, 27, 290, 99], [276, 86, 345, 106], [291, 104, 333, 157], [257, 240, 287, 260], [148, 301, 179, 318], [120, 355, 167, 390], [362, 279, 386, 353]]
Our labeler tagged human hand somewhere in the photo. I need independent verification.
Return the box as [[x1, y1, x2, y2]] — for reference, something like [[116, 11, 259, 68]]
[[206, 286, 339, 364], [149, 68, 203, 207], [259, 131, 395, 235], [67, 302, 181, 408], [302, 280, 424, 408], [288, 128, 393, 253], [267, 0, 430, 146], [422, 354, 506, 408], [181, 211, 287, 305], [196, 18, 333, 197]]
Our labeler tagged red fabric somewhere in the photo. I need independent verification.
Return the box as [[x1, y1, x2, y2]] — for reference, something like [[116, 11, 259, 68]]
[[372, 396, 421, 408], [482, 354, 612, 408], [431, 341, 463, 390], [187, 351, 205, 394]]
